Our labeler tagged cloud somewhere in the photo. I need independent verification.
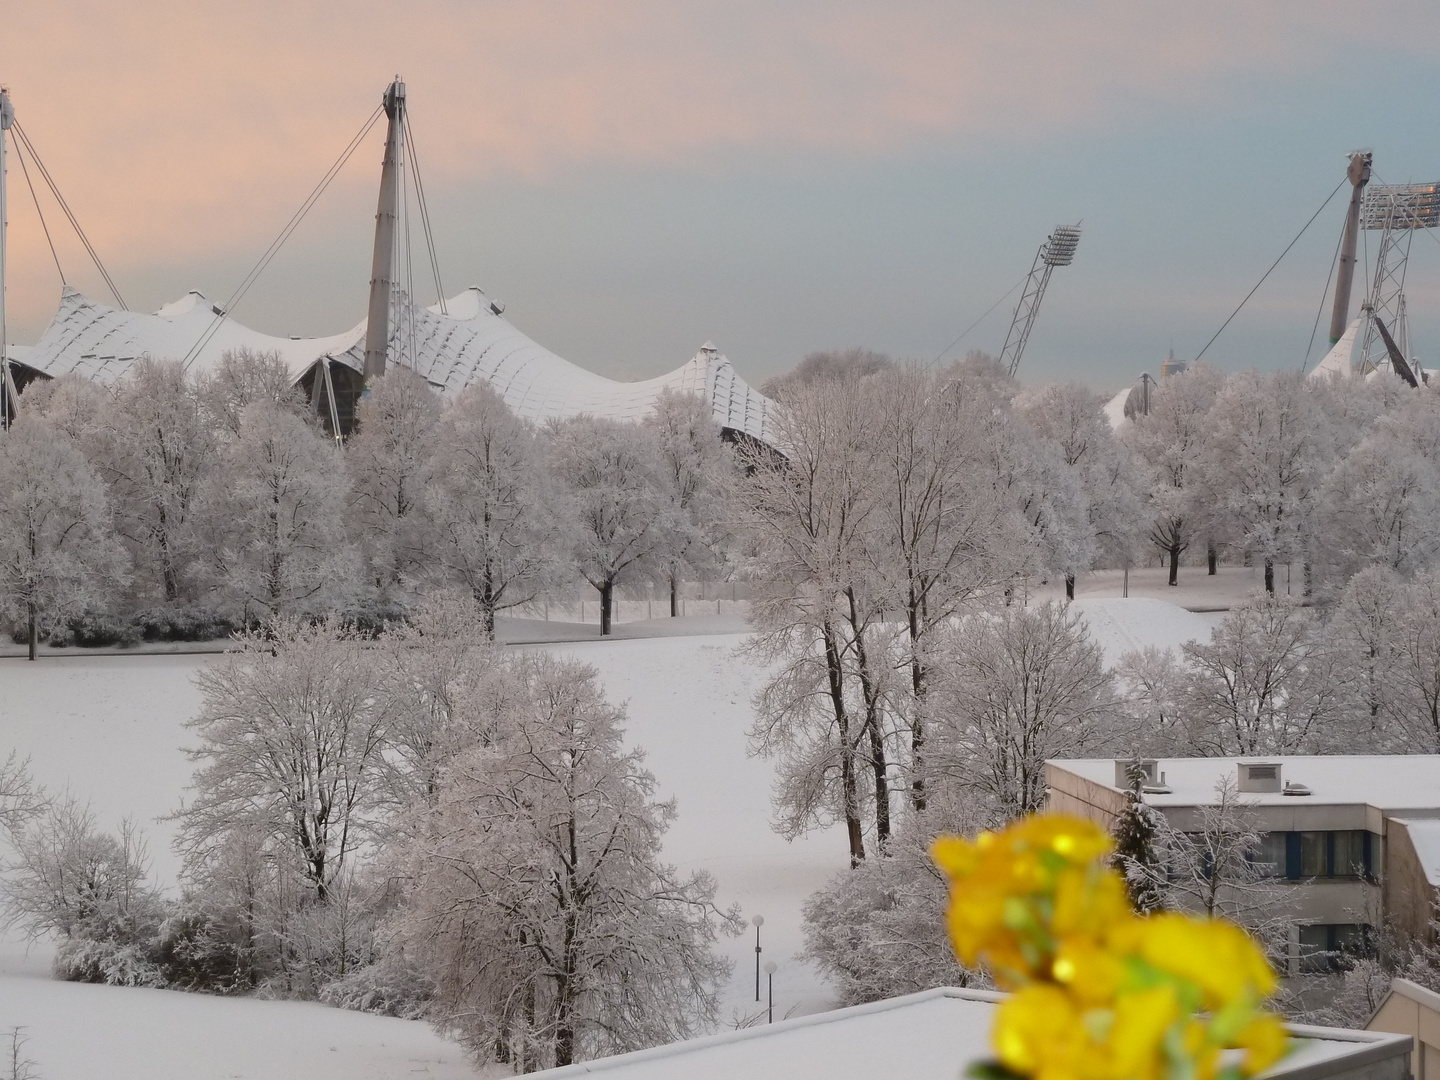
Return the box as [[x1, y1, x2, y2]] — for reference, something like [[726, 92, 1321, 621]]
[[4, 0, 1438, 329]]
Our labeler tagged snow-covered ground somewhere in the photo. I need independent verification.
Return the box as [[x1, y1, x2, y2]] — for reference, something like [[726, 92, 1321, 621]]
[[0, 598, 1217, 1078]]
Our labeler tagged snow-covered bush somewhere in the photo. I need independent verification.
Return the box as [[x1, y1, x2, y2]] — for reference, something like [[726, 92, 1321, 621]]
[[318, 953, 434, 1020], [1, 797, 169, 986]]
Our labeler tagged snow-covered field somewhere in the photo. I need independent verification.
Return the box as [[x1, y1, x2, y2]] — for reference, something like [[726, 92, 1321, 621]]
[[0, 597, 1217, 1079]]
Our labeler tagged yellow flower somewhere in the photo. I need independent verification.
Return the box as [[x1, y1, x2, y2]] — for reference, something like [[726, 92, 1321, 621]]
[[1132, 915, 1278, 1007], [934, 812, 1290, 1080], [1233, 1013, 1290, 1074]]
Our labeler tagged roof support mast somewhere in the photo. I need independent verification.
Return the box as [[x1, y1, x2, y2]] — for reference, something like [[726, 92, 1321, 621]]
[[1, 88, 13, 428], [1328, 152, 1371, 344], [362, 78, 405, 383]]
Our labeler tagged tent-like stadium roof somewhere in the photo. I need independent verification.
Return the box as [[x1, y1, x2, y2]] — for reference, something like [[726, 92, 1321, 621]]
[[13, 286, 774, 443]]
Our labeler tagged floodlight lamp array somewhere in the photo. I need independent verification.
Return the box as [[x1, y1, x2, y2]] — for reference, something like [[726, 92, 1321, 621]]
[[1042, 224, 1082, 267], [1361, 183, 1440, 231]]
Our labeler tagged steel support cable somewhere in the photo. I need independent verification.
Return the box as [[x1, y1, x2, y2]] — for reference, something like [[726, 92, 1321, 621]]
[[183, 104, 385, 368], [10, 134, 65, 285], [11, 121, 126, 307], [1299, 217, 1345, 373], [1193, 176, 1346, 365], [930, 272, 1030, 367], [403, 111, 446, 313]]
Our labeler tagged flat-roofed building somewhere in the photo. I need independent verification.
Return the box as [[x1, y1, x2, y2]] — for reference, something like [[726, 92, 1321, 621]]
[[523, 986, 1411, 1080], [1046, 756, 1440, 974]]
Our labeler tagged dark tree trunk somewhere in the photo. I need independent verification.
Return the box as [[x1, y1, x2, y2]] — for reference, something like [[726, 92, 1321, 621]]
[[846, 588, 889, 848], [599, 581, 613, 635], [822, 622, 865, 867], [27, 601, 37, 662], [1207, 540, 1217, 575], [908, 591, 926, 813], [1168, 542, 1181, 586], [1065, 574, 1076, 600], [1264, 559, 1275, 595], [670, 574, 678, 617]]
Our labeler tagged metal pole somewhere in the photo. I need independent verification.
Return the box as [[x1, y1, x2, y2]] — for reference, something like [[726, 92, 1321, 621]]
[[752, 915, 764, 1002], [768, 970, 774, 1023], [0, 88, 11, 429], [1329, 152, 1372, 344], [363, 79, 405, 383]]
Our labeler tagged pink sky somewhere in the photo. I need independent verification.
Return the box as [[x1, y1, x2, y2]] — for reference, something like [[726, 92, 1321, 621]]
[[6, 1, 1440, 363]]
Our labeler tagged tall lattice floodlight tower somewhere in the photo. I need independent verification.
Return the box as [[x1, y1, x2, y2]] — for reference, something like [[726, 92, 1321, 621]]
[[999, 224, 1082, 378], [1358, 179, 1440, 375]]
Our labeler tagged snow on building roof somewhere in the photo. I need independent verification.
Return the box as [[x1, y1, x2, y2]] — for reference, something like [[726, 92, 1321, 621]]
[[1102, 384, 1132, 430], [17, 286, 363, 384], [1391, 819, 1440, 888], [526, 988, 1409, 1080], [13, 286, 774, 443], [1052, 756, 1440, 811]]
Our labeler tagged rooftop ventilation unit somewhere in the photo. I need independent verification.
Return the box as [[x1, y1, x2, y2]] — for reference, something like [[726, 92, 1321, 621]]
[[1113, 759, 1171, 794], [1237, 762, 1282, 793], [1115, 759, 1158, 788]]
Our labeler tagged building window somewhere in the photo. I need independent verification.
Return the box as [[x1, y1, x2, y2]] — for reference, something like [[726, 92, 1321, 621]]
[[1276, 830, 1374, 880], [1298, 923, 1374, 974], [1250, 832, 1287, 878]]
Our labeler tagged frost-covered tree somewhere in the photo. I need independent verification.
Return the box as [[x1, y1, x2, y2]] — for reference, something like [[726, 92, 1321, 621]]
[[346, 366, 440, 602], [1019, 382, 1148, 593], [177, 619, 390, 906], [424, 384, 570, 634], [1202, 372, 1331, 594], [976, 402, 1094, 590], [867, 364, 1024, 811], [102, 357, 215, 603], [197, 348, 304, 440], [199, 401, 357, 619], [1178, 595, 1343, 755], [396, 653, 736, 1071], [0, 416, 127, 659], [1159, 777, 1286, 950], [1114, 646, 1188, 755], [1122, 363, 1223, 586], [800, 786, 989, 1006], [549, 416, 680, 635], [760, 347, 893, 400], [644, 388, 731, 615], [740, 375, 881, 865], [1318, 393, 1440, 583], [931, 601, 1122, 820], [1386, 569, 1440, 754], [374, 589, 501, 808]]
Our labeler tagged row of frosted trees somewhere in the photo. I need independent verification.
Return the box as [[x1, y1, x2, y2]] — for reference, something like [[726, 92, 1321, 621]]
[[0, 350, 731, 657], [731, 354, 1440, 1011]]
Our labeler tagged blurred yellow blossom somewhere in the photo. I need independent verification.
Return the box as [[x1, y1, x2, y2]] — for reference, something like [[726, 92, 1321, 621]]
[[931, 812, 1289, 1080]]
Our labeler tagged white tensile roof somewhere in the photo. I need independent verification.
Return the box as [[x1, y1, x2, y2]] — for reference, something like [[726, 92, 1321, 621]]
[[1308, 317, 1361, 381], [14, 286, 773, 443]]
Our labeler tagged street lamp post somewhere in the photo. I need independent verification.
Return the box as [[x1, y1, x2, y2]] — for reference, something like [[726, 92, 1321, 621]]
[[763, 961, 777, 1023], [751, 914, 764, 1001]]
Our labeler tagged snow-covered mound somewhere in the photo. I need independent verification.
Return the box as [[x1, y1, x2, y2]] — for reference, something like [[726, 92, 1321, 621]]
[[14, 285, 773, 442], [0, 974, 477, 1080], [1069, 596, 1219, 667]]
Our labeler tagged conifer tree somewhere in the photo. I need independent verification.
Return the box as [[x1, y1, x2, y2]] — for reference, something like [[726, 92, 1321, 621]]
[[1111, 764, 1167, 914]]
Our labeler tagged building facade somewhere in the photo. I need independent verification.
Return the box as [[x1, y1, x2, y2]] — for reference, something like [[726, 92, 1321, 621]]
[[1046, 756, 1440, 975]]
